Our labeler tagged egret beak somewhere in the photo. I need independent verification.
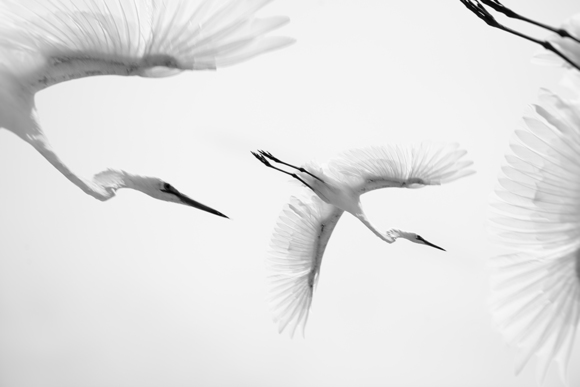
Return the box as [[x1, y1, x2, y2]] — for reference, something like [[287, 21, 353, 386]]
[[417, 236, 446, 251], [178, 194, 229, 219], [162, 186, 229, 219]]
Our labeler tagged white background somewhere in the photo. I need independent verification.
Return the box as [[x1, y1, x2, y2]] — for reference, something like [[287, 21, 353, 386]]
[[0, 1, 579, 386]]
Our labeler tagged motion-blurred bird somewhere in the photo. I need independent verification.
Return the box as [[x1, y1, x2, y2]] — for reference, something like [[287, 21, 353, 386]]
[[459, 0, 580, 70], [0, 0, 293, 218], [252, 144, 474, 336], [490, 74, 580, 385]]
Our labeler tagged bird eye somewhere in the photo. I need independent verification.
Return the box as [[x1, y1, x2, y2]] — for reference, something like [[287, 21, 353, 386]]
[[162, 183, 172, 191]]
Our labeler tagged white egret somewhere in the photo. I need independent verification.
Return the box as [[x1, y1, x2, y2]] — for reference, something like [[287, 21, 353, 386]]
[[459, 0, 580, 71], [461, 1, 580, 383], [251, 144, 475, 337], [489, 74, 580, 385], [0, 0, 293, 218]]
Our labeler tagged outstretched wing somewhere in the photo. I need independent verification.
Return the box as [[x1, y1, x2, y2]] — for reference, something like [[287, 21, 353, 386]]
[[267, 194, 344, 338], [0, 0, 292, 85], [489, 86, 580, 384], [326, 142, 475, 194]]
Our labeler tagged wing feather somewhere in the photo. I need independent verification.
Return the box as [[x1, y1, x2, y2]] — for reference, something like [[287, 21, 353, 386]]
[[267, 194, 344, 338], [327, 143, 475, 193], [489, 85, 580, 384], [0, 0, 293, 83]]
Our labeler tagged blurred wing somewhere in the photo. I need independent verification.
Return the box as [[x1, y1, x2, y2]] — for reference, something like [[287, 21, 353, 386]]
[[145, 0, 293, 70], [489, 87, 580, 384], [0, 0, 152, 61], [0, 0, 292, 82], [327, 143, 474, 194], [267, 194, 344, 338]]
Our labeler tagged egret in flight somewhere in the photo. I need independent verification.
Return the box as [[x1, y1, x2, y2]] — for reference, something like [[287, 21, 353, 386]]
[[459, 0, 580, 70], [489, 74, 580, 385], [251, 144, 474, 337], [0, 0, 293, 218]]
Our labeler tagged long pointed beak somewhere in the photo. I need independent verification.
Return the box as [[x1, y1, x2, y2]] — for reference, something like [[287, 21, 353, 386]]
[[423, 239, 445, 251], [177, 193, 229, 218], [161, 184, 229, 219]]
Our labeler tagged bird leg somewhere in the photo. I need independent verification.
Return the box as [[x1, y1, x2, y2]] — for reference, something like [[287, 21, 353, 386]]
[[459, 0, 580, 71], [251, 151, 316, 192], [257, 150, 325, 183], [481, 0, 580, 43]]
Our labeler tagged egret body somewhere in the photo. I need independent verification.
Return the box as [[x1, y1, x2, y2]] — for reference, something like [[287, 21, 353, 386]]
[[0, 0, 293, 217], [252, 143, 475, 337]]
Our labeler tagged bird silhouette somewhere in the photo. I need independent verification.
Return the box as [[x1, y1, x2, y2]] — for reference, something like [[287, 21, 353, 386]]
[[252, 143, 474, 337], [0, 0, 293, 217]]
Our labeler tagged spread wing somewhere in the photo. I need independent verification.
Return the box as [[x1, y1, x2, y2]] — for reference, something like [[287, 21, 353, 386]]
[[489, 86, 580, 384], [0, 0, 292, 84], [326, 142, 475, 194], [267, 194, 344, 338]]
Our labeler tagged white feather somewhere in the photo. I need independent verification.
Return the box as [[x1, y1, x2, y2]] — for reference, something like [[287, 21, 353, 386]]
[[0, 0, 292, 213], [261, 143, 474, 336], [0, 0, 294, 88], [328, 142, 475, 193], [267, 194, 343, 338], [489, 84, 580, 385]]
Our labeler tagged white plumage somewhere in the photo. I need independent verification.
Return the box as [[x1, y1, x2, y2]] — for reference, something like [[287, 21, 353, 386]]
[[253, 143, 475, 337], [460, 1, 580, 384], [489, 75, 580, 385], [0, 0, 292, 81], [0, 0, 292, 216]]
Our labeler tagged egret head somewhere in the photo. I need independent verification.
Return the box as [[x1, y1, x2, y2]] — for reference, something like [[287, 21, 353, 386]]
[[94, 171, 228, 218]]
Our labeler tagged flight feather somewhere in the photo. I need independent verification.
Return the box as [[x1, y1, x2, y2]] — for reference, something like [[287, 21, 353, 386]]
[[489, 83, 580, 384], [0, 0, 293, 86], [327, 142, 475, 193], [267, 194, 344, 337]]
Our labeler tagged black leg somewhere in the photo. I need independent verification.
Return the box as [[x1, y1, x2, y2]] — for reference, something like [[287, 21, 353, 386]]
[[481, 0, 580, 44], [251, 151, 316, 192], [459, 0, 580, 71], [257, 150, 325, 183]]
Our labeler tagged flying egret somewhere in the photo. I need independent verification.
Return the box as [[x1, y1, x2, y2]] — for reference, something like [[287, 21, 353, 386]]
[[489, 73, 580, 385], [0, 0, 293, 218], [251, 144, 475, 337], [459, 0, 580, 71]]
